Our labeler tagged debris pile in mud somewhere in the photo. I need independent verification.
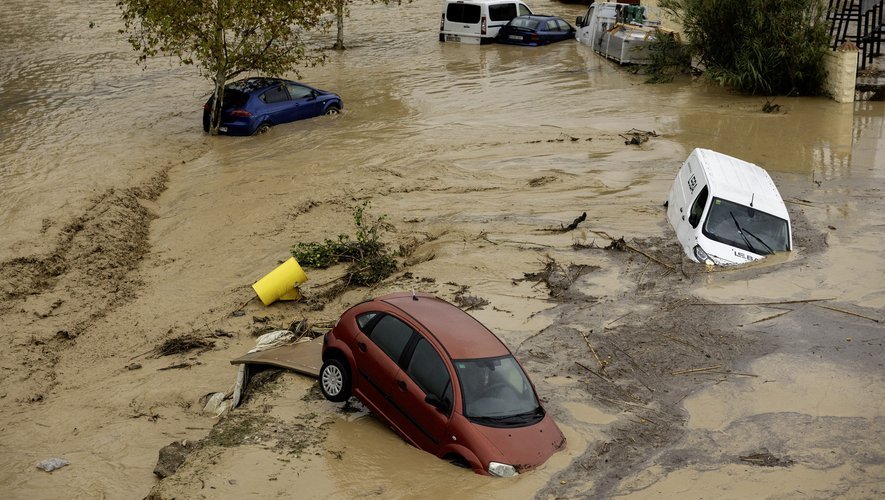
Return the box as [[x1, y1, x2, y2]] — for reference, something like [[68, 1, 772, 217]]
[[453, 285, 490, 310], [619, 129, 658, 145], [739, 450, 794, 467], [521, 256, 598, 299], [153, 441, 197, 478], [153, 334, 215, 357]]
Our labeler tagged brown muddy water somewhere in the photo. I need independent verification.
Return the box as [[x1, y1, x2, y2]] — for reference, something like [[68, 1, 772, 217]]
[[1, 0, 883, 498]]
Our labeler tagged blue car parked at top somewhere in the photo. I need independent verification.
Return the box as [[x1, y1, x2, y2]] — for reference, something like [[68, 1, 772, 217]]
[[203, 77, 343, 136], [495, 15, 575, 46]]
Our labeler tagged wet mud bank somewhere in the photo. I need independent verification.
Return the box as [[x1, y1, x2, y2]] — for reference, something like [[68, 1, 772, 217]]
[[524, 244, 783, 498], [147, 167, 883, 499], [0, 166, 171, 403]]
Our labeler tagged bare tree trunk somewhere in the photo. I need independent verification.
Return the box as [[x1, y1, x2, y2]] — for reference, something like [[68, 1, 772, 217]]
[[334, 0, 345, 50], [210, 72, 225, 136], [209, 4, 225, 136]]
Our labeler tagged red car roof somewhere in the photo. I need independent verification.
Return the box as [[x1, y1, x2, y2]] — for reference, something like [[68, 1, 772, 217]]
[[379, 292, 510, 360]]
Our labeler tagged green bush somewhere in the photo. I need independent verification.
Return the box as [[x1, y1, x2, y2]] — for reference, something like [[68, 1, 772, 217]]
[[643, 30, 693, 83], [292, 202, 397, 287], [660, 0, 830, 95]]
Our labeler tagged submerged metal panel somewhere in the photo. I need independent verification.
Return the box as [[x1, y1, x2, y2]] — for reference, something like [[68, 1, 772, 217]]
[[230, 337, 323, 378]]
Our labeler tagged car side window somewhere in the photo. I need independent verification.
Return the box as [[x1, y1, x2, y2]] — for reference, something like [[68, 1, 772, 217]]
[[369, 315, 413, 364], [688, 185, 709, 228], [518, 4, 532, 16], [546, 20, 558, 31], [557, 19, 571, 31], [406, 338, 452, 411], [286, 83, 314, 100], [356, 312, 379, 333], [488, 4, 516, 22], [261, 85, 289, 104]]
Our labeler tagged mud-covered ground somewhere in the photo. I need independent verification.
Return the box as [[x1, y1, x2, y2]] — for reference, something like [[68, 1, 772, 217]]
[[1, 1, 883, 498], [142, 192, 883, 499]]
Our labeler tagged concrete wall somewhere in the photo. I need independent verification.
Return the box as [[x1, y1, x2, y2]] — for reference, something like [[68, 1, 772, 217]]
[[824, 43, 859, 103]]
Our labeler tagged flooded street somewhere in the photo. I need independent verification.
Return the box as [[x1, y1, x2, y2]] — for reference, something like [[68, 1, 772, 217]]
[[1, 0, 883, 498]]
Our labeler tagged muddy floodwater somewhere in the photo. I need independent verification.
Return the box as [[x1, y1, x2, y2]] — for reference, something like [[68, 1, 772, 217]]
[[1, 0, 883, 498]]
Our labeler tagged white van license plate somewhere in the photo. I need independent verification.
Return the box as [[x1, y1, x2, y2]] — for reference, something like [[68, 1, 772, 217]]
[[508, 35, 523, 40], [445, 34, 461, 42]]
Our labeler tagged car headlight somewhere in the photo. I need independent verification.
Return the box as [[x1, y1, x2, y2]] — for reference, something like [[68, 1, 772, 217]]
[[693, 245, 714, 265], [488, 462, 518, 477]]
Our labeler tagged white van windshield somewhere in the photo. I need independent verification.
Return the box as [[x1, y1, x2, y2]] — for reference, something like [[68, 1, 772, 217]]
[[702, 197, 790, 255]]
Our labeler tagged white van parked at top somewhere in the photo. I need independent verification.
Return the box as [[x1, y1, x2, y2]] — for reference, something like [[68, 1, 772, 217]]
[[666, 148, 793, 266], [439, 0, 533, 44]]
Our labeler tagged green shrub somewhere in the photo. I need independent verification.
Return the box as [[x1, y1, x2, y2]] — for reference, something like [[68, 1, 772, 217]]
[[292, 202, 397, 287], [660, 0, 830, 95], [643, 30, 693, 83]]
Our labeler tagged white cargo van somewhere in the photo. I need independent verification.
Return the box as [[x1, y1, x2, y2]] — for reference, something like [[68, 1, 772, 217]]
[[575, 2, 662, 65], [439, 0, 533, 44], [666, 148, 792, 266]]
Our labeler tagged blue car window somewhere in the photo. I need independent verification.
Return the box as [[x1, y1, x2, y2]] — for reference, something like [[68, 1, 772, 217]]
[[556, 19, 571, 31], [511, 18, 538, 29], [261, 85, 289, 104], [287, 83, 314, 100], [546, 20, 558, 31]]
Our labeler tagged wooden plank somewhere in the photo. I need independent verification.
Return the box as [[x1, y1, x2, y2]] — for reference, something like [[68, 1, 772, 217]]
[[230, 337, 323, 378]]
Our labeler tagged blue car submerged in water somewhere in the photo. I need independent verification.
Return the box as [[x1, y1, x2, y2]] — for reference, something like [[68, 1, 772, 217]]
[[203, 77, 343, 136], [495, 15, 575, 46]]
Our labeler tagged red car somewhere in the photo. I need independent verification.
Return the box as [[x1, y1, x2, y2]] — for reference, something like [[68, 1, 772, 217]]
[[320, 292, 565, 476]]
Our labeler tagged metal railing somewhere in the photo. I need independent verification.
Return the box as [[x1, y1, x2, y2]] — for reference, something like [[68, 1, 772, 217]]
[[827, 0, 884, 69]]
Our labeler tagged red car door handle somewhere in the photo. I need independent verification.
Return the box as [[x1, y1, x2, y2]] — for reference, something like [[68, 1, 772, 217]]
[[397, 380, 407, 391], [357, 342, 367, 352]]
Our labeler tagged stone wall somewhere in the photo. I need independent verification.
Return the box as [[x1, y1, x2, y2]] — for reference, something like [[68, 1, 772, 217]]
[[824, 43, 859, 103]]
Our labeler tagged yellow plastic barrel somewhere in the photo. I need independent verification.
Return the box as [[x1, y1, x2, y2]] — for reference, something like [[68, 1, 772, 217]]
[[251, 257, 308, 306]]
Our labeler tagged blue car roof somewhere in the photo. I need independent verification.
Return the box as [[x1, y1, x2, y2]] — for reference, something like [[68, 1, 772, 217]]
[[226, 77, 293, 94], [515, 14, 560, 21]]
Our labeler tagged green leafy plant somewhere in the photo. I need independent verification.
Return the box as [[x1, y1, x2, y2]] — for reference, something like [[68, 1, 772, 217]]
[[659, 0, 829, 95], [292, 202, 397, 287], [642, 31, 692, 84]]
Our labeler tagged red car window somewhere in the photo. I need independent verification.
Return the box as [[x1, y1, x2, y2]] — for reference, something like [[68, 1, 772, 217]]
[[368, 315, 413, 364], [406, 338, 453, 412], [356, 312, 379, 332]]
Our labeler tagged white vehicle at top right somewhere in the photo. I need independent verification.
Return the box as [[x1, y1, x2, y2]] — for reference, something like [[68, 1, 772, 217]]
[[666, 148, 793, 266], [575, 1, 665, 65]]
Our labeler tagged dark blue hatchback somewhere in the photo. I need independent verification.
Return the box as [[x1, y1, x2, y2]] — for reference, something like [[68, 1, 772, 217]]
[[203, 77, 343, 136], [495, 15, 575, 46]]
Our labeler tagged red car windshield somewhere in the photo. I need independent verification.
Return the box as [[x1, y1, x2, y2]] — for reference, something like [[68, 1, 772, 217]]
[[455, 355, 542, 426]]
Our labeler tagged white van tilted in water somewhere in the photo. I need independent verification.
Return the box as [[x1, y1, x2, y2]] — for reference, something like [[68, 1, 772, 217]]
[[439, 0, 533, 44], [666, 149, 792, 266]]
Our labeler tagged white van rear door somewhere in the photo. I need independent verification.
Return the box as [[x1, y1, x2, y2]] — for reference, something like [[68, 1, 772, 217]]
[[444, 2, 483, 37]]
